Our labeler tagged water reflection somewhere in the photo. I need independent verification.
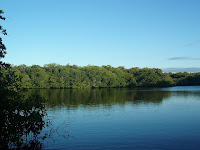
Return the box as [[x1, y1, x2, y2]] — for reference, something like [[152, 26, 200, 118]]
[[23, 87, 200, 150], [26, 88, 174, 108]]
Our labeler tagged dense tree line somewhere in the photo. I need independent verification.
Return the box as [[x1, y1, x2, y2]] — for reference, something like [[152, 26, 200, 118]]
[[1, 63, 200, 89]]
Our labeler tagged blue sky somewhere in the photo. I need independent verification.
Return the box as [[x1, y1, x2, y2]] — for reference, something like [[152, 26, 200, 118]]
[[1, 0, 200, 70]]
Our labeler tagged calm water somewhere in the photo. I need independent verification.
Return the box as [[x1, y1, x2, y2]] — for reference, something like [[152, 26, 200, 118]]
[[28, 86, 200, 150]]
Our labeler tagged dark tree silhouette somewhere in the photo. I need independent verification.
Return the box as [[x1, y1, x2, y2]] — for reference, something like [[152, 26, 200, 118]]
[[0, 10, 49, 149], [0, 10, 8, 67]]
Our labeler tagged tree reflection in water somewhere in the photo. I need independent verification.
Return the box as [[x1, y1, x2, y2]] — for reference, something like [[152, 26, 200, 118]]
[[0, 90, 49, 149], [27, 88, 172, 108]]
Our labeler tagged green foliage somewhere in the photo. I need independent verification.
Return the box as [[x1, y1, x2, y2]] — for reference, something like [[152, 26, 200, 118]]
[[173, 72, 200, 86], [0, 65, 48, 149], [4, 64, 200, 89]]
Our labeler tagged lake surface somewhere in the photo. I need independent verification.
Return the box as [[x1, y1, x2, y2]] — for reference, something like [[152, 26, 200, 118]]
[[27, 86, 200, 150]]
